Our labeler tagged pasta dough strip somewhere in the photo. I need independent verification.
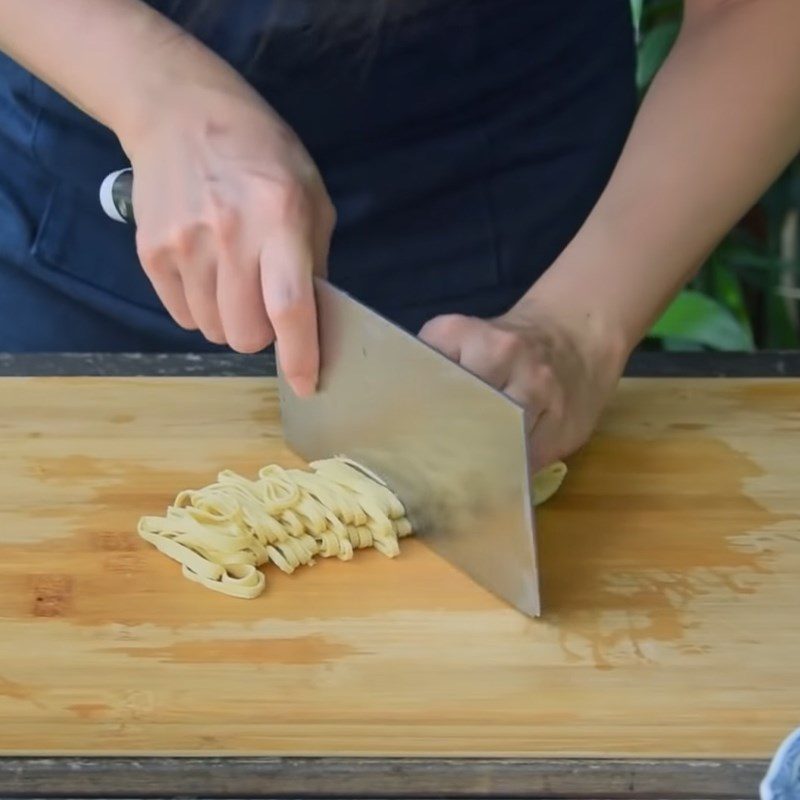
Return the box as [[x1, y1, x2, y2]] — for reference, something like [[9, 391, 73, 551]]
[[137, 457, 567, 599]]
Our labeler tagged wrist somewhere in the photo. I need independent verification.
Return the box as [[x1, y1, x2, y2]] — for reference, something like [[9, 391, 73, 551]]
[[519, 210, 666, 368], [510, 271, 633, 381], [110, 30, 253, 154]]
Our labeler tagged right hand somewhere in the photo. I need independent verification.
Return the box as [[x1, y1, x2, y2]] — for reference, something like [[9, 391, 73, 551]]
[[120, 50, 334, 397]]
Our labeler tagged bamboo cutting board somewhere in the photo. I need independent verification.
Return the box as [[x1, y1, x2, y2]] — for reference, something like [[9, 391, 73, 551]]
[[0, 376, 798, 759]]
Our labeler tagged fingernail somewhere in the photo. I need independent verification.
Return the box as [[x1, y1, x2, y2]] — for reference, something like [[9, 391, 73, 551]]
[[293, 376, 317, 398]]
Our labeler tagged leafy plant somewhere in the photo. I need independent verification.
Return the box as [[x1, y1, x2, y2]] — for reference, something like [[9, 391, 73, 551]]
[[635, 0, 800, 351]]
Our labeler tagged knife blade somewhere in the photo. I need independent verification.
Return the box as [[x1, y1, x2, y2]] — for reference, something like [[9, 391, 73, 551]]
[[278, 278, 540, 617], [98, 169, 541, 616]]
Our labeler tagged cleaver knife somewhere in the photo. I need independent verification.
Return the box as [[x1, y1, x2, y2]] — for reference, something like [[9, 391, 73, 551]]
[[99, 169, 540, 616], [278, 278, 541, 617]]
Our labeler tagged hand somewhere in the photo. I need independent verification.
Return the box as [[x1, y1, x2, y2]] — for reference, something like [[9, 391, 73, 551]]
[[418, 296, 629, 471], [120, 47, 334, 397]]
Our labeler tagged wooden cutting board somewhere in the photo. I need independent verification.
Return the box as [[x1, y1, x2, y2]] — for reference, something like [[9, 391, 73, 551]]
[[0, 376, 798, 759]]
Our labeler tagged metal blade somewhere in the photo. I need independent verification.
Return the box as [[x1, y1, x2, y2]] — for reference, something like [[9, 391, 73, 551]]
[[277, 278, 540, 617]]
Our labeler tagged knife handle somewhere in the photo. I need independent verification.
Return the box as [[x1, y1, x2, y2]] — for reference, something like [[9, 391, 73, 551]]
[[99, 168, 135, 225]]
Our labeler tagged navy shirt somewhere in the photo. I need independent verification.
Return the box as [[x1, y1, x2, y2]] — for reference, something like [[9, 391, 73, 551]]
[[0, 0, 636, 350]]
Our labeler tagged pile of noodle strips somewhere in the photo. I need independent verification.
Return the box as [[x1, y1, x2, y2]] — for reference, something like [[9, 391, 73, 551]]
[[137, 457, 412, 599]]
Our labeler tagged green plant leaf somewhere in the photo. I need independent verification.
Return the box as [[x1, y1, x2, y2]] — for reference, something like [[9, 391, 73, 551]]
[[639, 0, 683, 31], [725, 247, 788, 274], [710, 259, 752, 331], [662, 336, 705, 352], [649, 290, 755, 351], [636, 20, 680, 91], [765, 278, 800, 348], [629, 0, 644, 38]]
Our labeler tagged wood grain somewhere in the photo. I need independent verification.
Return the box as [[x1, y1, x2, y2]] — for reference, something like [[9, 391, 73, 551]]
[[0, 377, 798, 759]]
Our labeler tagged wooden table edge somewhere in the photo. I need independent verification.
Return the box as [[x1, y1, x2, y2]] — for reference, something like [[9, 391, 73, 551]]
[[0, 350, 798, 378], [0, 755, 768, 799]]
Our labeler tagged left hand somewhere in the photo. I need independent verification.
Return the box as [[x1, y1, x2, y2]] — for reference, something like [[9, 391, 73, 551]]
[[418, 296, 629, 471]]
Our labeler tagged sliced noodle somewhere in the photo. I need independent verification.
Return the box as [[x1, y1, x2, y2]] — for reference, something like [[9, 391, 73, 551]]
[[137, 456, 567, 599], [532, 461, 568, 506], [137, 456, 411, 599]]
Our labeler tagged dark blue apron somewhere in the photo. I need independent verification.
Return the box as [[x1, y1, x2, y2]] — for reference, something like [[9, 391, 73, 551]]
[[0, 0, 636, 351]]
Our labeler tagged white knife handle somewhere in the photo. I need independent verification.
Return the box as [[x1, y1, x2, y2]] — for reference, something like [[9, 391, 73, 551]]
[[100, 168, 134, 224]]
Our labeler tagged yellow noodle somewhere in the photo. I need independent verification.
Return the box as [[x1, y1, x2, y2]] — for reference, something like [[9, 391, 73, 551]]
[[532, 461, 568, 505], [182, 562, 265, 599], [137, 456, 566, 599]]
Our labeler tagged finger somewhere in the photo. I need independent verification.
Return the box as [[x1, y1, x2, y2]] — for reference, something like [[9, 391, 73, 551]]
[[504, 377, 540, 432], [458, 331, 515, 388], [137, 246, 197, 331], [526, 409, 563, 473], [417, 314, 471, 362], [502, 370, 549, 467], [217, 237, 275, 355], [181, 256, 226, 345], [167, 222, 227, 344], [261, 229, 318, 397]]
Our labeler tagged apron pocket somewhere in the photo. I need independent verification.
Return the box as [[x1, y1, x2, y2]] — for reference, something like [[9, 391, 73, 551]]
[[30, 178, 502, 322], [30, 182, 163, 313]]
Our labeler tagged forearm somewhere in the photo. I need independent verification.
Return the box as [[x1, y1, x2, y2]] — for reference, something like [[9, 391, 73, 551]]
[[528, 0, 800, 357], [0, 0, 243, 147]]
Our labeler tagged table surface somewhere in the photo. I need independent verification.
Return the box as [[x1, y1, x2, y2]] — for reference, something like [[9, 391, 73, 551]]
[[1, 350, 798, 800]]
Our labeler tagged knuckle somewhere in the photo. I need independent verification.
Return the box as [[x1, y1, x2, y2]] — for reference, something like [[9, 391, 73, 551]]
[[165, 223, 203, 256], [135, 233, 166, 272], [137, 224, 201, 266], [425, 314, 469, 340], [209, 199, 240, 245], [260, 176, 308, 222], [269, 302, 304, 326], [268, 284, 311, 323], [319, 197, 337, 232], [490, 327, 523, 358], [532, 362, 558, 388]]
